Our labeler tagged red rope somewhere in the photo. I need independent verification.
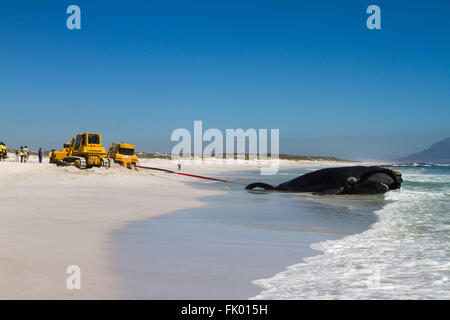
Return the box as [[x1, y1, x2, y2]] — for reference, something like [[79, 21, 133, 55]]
[[136, 165, 248, 186], [174, 172, 247, 186]]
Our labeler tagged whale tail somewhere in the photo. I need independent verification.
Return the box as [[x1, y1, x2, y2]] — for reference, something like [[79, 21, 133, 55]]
[[245, 182, 276, 190]]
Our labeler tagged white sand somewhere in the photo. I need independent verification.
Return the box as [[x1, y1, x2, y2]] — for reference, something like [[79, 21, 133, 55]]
[[0, 156, 380, 299], [0, 158, 222, 299]]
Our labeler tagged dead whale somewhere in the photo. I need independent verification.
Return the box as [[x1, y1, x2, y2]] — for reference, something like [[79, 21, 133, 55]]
[[245, 166, 402, 195]]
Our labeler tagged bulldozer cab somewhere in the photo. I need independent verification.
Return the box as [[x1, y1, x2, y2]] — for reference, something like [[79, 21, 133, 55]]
[[108, 143, 135, 155], [118, 145, 135, 156], [74, 133, 102, 150]]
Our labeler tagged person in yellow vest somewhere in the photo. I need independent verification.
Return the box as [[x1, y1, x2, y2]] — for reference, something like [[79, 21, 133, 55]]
[[48, 150, 53, 163], [0, 142, 6, 161], [19, 147, 24, 163]]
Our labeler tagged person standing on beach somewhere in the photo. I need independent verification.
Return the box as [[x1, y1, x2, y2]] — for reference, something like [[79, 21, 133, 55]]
[[177, 161, 182, 171], [23, 146, 30, 163], [0, 142, 6, 161], [38, 148, 43, 163], [15, 151, 19, 162], [19, 147, 24, 163], [3, 142, 7, 161]]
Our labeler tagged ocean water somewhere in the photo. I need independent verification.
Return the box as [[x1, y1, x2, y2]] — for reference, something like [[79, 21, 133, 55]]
[[253, 164, 450, 299]]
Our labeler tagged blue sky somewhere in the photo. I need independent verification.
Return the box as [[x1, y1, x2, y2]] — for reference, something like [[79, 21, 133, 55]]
[[0, 0, 449, 160]]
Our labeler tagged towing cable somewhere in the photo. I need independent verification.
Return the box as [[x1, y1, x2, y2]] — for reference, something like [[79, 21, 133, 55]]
[[135, 165, 248, 187]]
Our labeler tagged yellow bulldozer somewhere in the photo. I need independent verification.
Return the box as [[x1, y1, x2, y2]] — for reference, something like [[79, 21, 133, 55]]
[[106, 142, 139, 169], [51, 133, 138, 169], [51, 133, 109, 169], [50, 139, 75, 163]]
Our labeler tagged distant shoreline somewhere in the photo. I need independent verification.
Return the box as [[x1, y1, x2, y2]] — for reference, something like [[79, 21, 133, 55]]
[[4, 148, 355, 163], [135, 152, 356, 163]]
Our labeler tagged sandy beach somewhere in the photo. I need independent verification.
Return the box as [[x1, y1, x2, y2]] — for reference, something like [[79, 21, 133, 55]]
[[0, 157, 377, 299], [0, 157, 223, 299]]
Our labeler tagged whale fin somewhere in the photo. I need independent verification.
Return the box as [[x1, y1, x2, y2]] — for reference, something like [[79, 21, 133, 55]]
[[245, 182, 276, 190]]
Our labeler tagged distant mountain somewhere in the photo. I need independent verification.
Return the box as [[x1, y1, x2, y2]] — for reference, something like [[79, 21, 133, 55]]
[[397, 137, 450, 163]]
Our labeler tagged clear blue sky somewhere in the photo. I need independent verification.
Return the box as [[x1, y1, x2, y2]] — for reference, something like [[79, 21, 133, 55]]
[[1, 0, 449, 160]]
